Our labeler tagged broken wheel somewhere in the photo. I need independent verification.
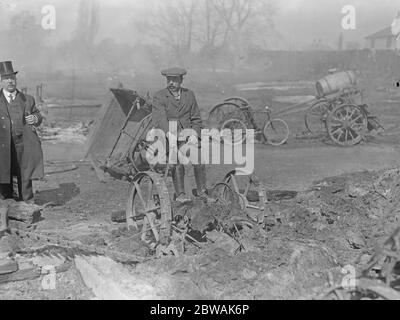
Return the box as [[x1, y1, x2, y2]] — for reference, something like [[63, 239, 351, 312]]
[[211, 182, 242, 212], [125, 171, 172, 246], [218, 170, 266, 215]]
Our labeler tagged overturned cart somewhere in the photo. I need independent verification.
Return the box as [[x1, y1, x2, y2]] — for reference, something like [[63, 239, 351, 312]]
[[86, 88, 268, 252]]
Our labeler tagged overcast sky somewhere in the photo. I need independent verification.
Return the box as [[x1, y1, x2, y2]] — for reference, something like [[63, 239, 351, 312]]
[[0, 0, 399, 49]]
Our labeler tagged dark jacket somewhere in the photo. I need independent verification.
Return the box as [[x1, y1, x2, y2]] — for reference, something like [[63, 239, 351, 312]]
[[0, 89, 44, 183], [151, 87, 203, 136]]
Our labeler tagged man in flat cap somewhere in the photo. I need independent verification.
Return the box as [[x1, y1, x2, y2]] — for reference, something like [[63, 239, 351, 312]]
[[151, 67, 209, 203], [0, 61, 44, 203]]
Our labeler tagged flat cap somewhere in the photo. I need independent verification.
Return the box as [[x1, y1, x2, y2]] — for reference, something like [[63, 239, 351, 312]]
[[161, 67, 187, 77]]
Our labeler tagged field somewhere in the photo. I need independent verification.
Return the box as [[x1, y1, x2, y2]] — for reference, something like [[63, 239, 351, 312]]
[[1, 54, 400, 300]]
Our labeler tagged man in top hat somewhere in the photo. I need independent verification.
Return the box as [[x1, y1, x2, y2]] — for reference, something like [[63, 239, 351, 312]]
[[0, 61, 44, 203], [151, 67, 209, 203]]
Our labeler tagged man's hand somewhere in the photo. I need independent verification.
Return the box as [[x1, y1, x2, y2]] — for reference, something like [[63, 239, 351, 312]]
[[25, 115, 38, 125]]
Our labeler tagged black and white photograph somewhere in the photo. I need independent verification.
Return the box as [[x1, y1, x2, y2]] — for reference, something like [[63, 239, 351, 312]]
[[0, 0, 400, 304]]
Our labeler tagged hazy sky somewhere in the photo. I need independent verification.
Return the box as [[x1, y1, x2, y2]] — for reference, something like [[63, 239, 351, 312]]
[[274, 0, 400, 48], [0, 0, 399, 49]]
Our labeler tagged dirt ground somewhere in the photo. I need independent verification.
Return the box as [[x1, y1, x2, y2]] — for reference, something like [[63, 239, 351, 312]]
[[1, 73, 400, 300]]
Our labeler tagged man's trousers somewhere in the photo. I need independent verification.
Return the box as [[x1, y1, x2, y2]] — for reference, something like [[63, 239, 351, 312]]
[[171, 163, 207, 197], [0, 136, 34, 202], [170, 140, 207, 197]]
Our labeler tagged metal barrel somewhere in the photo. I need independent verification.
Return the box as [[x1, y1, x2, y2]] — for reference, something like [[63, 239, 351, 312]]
[[316, 71, 357, 97]]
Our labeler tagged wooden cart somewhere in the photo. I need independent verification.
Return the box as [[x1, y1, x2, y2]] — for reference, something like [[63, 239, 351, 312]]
[[304, 86, 384, 146], [85, 88, 267, 252]]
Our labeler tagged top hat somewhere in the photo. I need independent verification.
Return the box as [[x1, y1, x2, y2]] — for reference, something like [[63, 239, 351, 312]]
[[0, 61, 18, 77], [161, 67, 187, 77]]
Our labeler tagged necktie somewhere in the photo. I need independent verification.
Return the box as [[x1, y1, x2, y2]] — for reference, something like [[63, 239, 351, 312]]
[[9, 94, 13, 103]]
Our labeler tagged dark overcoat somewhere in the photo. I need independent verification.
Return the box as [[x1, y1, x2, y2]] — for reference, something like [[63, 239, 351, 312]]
[[0, 89, 44, 183], [151, 87, 203, 136]]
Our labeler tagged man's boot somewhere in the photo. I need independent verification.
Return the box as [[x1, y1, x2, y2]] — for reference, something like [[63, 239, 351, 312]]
[[172, 164, 190, 203], [193, 164, 216, 203]]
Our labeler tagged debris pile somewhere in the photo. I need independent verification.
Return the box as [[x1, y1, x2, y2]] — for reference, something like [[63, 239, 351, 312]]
[[268, 168, 400, 240], [37, 121, 93, 144], [319, 227, 400, 300], [2, 167, 400, 299], [0, 199, 42, 231]]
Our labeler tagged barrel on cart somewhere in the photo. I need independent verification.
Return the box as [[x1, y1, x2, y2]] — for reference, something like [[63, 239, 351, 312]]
[[315, 71, 357, 97], [304, 70, 383, 146]]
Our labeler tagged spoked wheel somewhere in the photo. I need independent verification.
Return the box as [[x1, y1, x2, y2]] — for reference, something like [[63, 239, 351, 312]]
[[221, 170, 266, 214], [224, 97, 250, 108], [304, 99, 330, 135], [208, 102, 248, 130], [263, 119, 290, 146], [211, 182, 242, 213], [321, 279, 399, 300], [322, 287, 378, 300], [126, 171, 172, 246], [326, 104, 368, 146], [220, 118, 248, 145]]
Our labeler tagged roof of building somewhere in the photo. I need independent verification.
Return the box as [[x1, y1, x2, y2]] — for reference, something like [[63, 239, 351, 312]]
[[365, 26, 395, 39]]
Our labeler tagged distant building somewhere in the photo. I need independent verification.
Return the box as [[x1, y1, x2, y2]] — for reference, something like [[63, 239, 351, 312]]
[[365, 27, 397, 49]]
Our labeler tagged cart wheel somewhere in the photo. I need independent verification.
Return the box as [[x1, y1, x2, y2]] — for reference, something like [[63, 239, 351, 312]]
[[305, 99, 330, 135], [208, 102, 248, 129], [224, 97, 250, 108], [211, 182, 242, 212], [263, 119, 289, 146], [222, 170, 266, 214], [326, 104, 367, 146], [321, 282, 398, 300], [220, 118, 248, 145], [126, 171, 172, 246]]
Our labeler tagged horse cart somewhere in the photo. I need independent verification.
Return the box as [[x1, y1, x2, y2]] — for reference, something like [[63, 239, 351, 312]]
[[304, 71, 384, 146], [85, 88, 267, 254], [208, 71, 383, 147]]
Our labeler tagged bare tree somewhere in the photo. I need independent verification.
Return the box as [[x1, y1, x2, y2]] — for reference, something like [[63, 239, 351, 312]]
[[5, 10, 49, 67], [74, 0, 100, 46], [141, 0, 198, 63], [211, 0, 276, 69], [131, 0, 277, 69]]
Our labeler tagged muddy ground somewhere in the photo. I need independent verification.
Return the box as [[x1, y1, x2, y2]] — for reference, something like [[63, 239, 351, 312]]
[[1, 74, 400, 300]]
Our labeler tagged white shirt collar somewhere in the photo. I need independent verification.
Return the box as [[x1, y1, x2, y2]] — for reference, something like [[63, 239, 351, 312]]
[[3, 89, 17, 102]]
